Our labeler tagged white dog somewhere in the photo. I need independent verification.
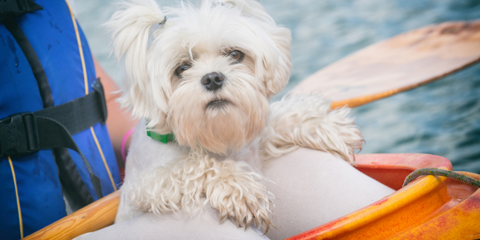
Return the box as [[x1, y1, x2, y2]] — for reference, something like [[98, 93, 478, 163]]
[[107, 0, 364, 235]]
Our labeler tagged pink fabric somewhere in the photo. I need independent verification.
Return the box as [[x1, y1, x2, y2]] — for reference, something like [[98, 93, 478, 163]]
[[121, 128, 135, 162]]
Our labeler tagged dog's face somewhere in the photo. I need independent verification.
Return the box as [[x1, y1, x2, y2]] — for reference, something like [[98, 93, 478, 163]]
[[109, 0, 291, 154]]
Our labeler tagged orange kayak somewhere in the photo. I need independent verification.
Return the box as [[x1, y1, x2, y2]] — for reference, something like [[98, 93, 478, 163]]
[[25, 153, 480, 240], [288, 154, 480, 240]]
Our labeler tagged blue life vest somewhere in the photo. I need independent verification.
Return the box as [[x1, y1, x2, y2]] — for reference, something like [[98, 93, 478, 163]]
[[0, 0, 121, 239]]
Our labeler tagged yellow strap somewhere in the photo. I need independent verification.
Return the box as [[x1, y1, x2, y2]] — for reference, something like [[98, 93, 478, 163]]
[[91, 127, 117, 190], [8, 156, 24, 239], [65, 0, 88, 95], [65, 0, 117, 191]]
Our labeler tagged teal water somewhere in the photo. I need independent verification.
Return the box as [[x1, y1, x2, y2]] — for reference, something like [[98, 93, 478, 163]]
[[74, 0, 480, 173]]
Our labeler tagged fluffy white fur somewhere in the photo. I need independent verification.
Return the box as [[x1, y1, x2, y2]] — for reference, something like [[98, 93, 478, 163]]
[[122, 139, 274, 230], [261, 94, 363, 165], [107, 0, 363, 234]]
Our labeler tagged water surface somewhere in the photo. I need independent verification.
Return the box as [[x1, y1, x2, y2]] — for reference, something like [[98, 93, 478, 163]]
[[75, 0, 480, 173]]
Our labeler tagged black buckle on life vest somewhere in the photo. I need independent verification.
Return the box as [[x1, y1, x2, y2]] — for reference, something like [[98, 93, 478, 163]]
[[0, 112, 40, 158], [93, 78, 108, 124]]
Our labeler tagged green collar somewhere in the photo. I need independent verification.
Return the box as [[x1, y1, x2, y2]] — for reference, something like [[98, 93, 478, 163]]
[[146, 121, 174, 143], [147, 130, 175, 143]]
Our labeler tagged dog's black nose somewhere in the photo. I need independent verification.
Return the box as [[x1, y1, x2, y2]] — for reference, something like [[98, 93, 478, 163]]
[[201, 72, 224, 91]]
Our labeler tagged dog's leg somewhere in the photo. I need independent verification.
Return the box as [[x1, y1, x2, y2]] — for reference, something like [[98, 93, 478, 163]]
[[124, 154, 274, 232], [260, 94, 363, 165]]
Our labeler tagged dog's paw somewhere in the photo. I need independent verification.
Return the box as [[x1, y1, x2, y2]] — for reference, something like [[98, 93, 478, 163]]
[[204, 160, 274, 232], [123, 154, 274, 232], [261, 94, 364, 164]]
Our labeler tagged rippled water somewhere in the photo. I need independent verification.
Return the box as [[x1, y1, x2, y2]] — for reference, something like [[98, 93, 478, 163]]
[[74, 0, 480, 173]]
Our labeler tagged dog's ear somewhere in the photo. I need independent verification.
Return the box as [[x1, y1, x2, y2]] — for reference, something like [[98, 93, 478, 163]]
[[260, 24, 292, 97], [212, 0, 292, 97], [106, 0, 169, 127]]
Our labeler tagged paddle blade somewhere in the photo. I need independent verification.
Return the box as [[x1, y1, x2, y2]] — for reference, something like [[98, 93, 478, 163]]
[[294, 21, 480, 109]]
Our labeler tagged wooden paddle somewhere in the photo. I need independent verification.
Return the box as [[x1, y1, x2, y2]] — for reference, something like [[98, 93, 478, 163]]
[[294, 20, 480, 109], [23, 20, 480, 240], [24, 191, 120, 240]]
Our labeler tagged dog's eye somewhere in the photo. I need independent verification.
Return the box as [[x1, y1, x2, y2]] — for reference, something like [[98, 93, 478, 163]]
[[175, 63, 191, 76], [227, 50, 244, 63]]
